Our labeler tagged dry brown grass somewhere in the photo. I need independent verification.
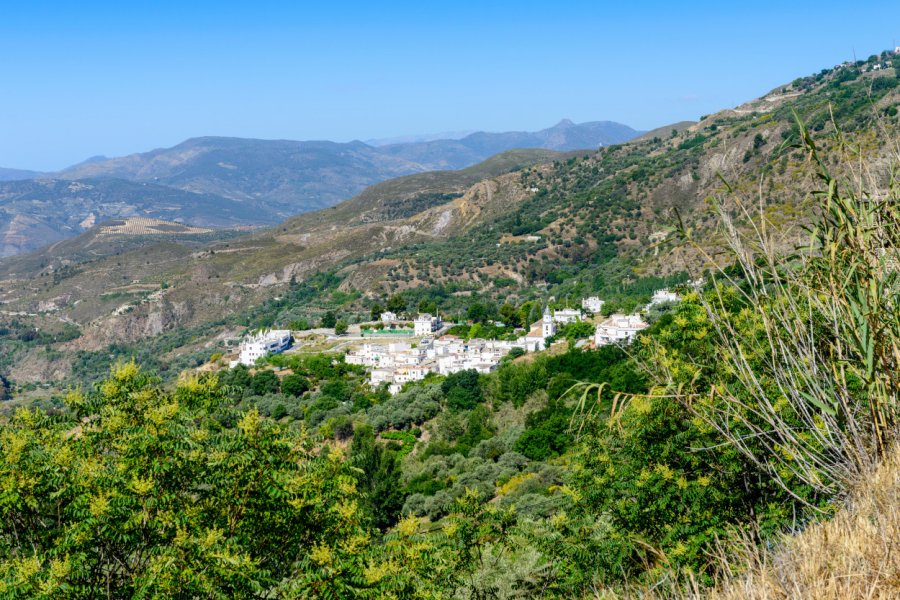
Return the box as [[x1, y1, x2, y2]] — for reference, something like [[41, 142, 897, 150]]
[[695, 444, 900, 600]]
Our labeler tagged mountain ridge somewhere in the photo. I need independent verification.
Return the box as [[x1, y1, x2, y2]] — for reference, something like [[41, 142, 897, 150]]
[[0, 167, 44, 182], [0, 120, 642, 256]]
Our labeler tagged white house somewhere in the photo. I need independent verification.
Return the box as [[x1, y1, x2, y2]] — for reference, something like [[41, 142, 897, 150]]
[[380, 311, 399, 324], [649, 288, 680, 306], [594, 314, 648, 347], [553, 308, 581, 324], [235, 329, 291, 366], [582, 296, 605, 314], [414, 313, 442, 336], [370, 368, 394, 386], [393, 365, 433, 385]]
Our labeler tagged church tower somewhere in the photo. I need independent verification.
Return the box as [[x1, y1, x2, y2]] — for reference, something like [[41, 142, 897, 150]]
[[542, 307, 555, 338]]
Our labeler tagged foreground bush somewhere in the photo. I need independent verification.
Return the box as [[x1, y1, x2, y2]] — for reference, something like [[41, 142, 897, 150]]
[[0, 364, 372, 597]]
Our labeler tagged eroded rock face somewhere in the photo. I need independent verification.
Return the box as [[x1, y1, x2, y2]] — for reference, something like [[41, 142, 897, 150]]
[[8, 349, 73, 384], [83, 299, 195, 347], [258, 273, 279, 287]]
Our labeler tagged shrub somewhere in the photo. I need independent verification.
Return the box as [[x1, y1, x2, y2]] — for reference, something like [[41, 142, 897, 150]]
[[441, 369, 483, 410], [250, 369, 280, 395]]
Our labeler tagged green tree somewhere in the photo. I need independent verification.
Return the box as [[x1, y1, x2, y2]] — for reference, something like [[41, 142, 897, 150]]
[[514, 397, 572, 460], [251, 369, 280, 395], [386, 294, 406, 314], [558, 321, 595, 344], [350, 426, 405, 531], [0, 364, 374, 597], [499, 303, 521, 328], [222, 363, 252, 394], [417, 299, 438, 315], [441, 369, 483, 410], [466, 302, 495, 324], [281, 373, 310, 397], [370, 302, 384, 321], [320, 311, 337, 328], [335, 320, 349, 335]]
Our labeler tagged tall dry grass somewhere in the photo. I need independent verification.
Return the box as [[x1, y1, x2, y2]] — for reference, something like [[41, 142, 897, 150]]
[[680, 119, 900, 500], [690, 443, 900, 600]]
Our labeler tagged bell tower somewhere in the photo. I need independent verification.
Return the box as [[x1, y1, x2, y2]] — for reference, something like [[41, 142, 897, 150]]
[[542, 307, 555, 338]]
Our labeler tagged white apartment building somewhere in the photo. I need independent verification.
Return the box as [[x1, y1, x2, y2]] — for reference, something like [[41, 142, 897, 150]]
[[594, 314, 649, 347], [414, 313, 442, 336], [235, 329, 291, 366], [582, 297, 605, 314]]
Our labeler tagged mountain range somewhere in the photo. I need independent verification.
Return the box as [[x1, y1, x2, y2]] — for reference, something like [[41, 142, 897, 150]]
[[0, 120, 643, 256]]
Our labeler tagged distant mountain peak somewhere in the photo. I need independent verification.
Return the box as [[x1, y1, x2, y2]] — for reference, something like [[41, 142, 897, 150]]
[[552, 118, 576, 129]]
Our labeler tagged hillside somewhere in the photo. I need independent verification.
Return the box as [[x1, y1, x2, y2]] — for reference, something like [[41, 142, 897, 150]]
[[0, 178, 274, 257], [0, 148, 567, 381], [54, 137, 425, 216], [4, 45, 900, 600], [1, 55, 898, 386]]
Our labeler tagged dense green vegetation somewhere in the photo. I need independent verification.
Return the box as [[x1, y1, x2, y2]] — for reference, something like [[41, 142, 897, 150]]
[[0, 286, 825, 596]]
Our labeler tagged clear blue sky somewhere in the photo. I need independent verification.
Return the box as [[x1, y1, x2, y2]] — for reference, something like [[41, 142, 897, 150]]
[[2, 1, 898, 170]]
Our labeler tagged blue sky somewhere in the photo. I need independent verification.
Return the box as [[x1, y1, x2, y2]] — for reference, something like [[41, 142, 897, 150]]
[[2, 1, 898, 170]]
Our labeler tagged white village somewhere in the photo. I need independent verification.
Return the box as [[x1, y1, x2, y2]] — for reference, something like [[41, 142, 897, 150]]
[[229, 287, 687, 394]]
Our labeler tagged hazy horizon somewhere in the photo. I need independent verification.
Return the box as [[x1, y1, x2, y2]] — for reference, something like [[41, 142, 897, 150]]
[[2, 0, 899, 171]]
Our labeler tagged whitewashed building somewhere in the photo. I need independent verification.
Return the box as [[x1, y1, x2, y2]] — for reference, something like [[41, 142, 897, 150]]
[[553, 308, 582, 324], [235, 329, 291, 366], [594, 314, 648, 347], [414, 313, 442, 336], [380, 311, 399, 324], [649, 289, 680, 306], [582, 296, 605, 314], [370, 368, 395, 386]]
